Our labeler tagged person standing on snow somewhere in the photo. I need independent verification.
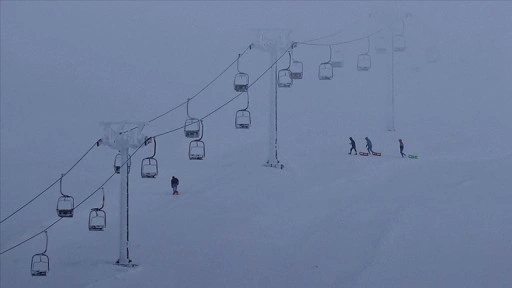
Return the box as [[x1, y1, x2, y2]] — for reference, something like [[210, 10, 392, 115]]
[[365, 137, 374, 154], [171, 176, 179, 195], [399, 139, 405, 158], [349, 137, 357, 155]]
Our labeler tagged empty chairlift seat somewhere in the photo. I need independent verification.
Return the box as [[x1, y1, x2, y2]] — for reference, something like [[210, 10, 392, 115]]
[[357, 54, 371, 71], [184, 118, 202, 138], [31, 254, 49, 276], [234, 73, 249, 92], [141, 158, 158, 178], [56, 195, 74, 217], [393, 34, 406, 52], [331, 48, 344, 68], [31, 231, 49, 277], [89, 208, 106, 231], [278, 69, 293, 88], [235, 110, 251, 129], [189, 140, 205, 160], [318, 62, 333, 80], [290, 60, 303, 79]]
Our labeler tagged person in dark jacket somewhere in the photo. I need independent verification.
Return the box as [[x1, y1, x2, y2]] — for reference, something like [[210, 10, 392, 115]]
[[399, 139, 405, 158], [365, 137, 374, 154], [349, 137, 357, 155], [171, 176, 179, 195]]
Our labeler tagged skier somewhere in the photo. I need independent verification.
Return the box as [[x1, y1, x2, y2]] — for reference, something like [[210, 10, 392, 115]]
[[399, 139, 405, 158], [365, 137, 374, 154], [171, 176, 179, 195], [349, 137, 357, 155]]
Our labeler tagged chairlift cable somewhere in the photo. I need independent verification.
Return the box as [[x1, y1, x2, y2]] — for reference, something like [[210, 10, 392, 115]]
[[145, 44, 253, 124], [0, 219, 62, 255], [0, 140, 99, 224], [301, 18, 364, 44], [296, 29, 383, 47], [0, 141, 146, 255], [153, 44, 291, 139]]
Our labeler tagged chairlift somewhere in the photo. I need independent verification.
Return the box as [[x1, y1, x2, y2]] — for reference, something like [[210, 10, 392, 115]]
[[357, 54, 372, 71], [319, 63, 333, 80], [89, 187, 106, 231], [290, 42, 303, 79], [114, 153, 131, 174], [184, 98, 203, 139], [114, 153, 121, 174], [141, 137, 158, 178], [278, 51, 293, 88], [278, 70, 292, 88], [234, 54, 249, 92], [318, 46, 334, 80], [235, 92, 251, 129], [375, 35, 388, 54], [331, 47, 344, 68], [189, 140, 205, 160], [291, 60, 303, 79], [31, 231, 49, 276], [393, 19, 406, 52], [357, 37, 372, 71], [56, 174, 74, 218], [393, 34, 406, 52]]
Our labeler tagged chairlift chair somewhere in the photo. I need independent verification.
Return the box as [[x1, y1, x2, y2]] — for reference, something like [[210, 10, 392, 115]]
[[234, 54, 249, 92], [235, 91, 251, 129], [393, 34, 406, 52], [56, 174, 74, 218], [89, 187, 106, 231], [393, 19, 406, 52], [184, 98, 203, 138], [141, 158, 158, 178], [357, 37, 372, 71], [189, 140, 205, 160], [235, 110, 251, 129], [89, 208, 106, 231], [56, 196, 74, 217], [234, 73, 249, 92], [357, 54, 372, 71], [290, 60, 303, 79], [290, 42, 303, 79], [278, 51, 293, 88], [318, 62, 333, 80], [184, 118, 202, 138], [375, 35, 388, 54], [31, 254, 50, 276], [319, 46, 334, 80], [278, 69, 293, 88], [141, 137, 158, 178], [31, 231, 49, 276], [114, 153, 121, 174], [114, 153, 131, 174], [331, 48, 344, 68]]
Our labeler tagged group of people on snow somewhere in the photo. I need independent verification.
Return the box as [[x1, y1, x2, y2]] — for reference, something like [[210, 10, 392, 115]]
[[349, 137, 406, 157]]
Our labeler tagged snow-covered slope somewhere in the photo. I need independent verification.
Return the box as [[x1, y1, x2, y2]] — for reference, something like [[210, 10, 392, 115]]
[[1, 2, 512, 287]]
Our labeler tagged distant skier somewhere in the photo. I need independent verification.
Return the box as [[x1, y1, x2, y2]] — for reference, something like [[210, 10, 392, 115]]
[[349, 137, 357, 155], [171, 176, 179, 195], [399, 139, 405, 158], [365, 137, 374, 154]]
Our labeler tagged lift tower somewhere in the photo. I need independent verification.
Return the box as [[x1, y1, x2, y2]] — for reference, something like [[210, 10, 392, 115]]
[[252, 29, 292, 170], [99, 121, 146, 266]]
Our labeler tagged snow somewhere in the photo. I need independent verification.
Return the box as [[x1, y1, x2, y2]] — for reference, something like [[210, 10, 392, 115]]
[[2, 1, 512, 287]]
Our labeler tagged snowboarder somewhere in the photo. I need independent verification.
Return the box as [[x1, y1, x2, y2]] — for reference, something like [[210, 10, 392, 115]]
[[171, 176, 179, 195], [349, 137, 357, 155], [365, 137, 374, 154], [399, 139, 405, 158]]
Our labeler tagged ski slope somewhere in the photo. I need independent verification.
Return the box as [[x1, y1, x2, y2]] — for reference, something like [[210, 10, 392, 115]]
[[1, 2, 512, 287]]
